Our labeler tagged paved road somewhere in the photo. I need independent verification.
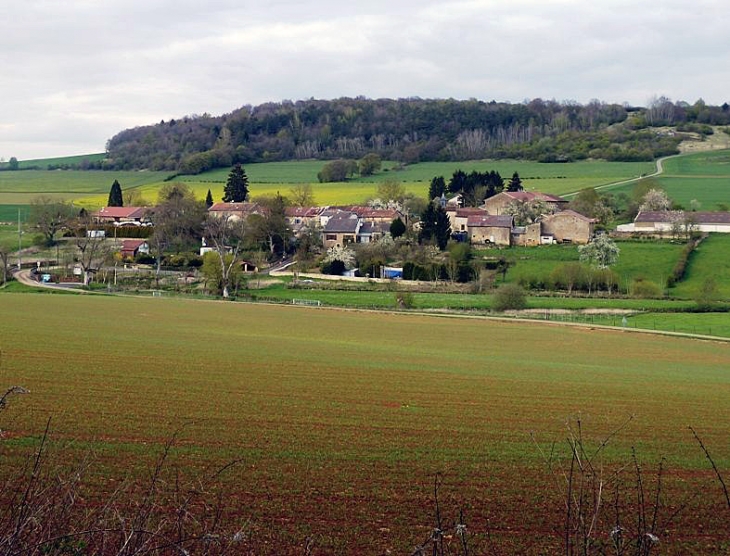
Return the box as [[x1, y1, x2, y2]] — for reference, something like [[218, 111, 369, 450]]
[[12, 269, 86, 292]]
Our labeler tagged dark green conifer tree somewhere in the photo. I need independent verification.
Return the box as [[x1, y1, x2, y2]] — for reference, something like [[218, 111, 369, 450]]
[[222, 164, 249, 203], [108, 179, 123, 207]]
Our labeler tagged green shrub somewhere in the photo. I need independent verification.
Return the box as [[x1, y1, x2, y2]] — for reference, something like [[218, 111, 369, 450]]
[[667, 237, 702, 287], [394, 291, 414, 309], [631, 278, 664, 298], [492, 284, 527, 312], [321, 259, 346, 275]]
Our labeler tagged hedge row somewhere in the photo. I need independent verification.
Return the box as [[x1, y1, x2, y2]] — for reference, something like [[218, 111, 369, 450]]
[[667, 236, 703, 287]]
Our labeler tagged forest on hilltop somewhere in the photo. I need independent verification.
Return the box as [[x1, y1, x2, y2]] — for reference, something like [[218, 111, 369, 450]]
[[96, 97, 730, 173]]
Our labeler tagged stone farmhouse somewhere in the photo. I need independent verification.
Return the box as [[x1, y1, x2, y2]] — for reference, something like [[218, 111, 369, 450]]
[[483, 191, 569, 215], [467, 214, 514, 245], [445, 192, 595, 246]]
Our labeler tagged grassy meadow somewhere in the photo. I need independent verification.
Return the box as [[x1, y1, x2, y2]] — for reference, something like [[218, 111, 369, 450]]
[[477, 240, 685, 292], [0, 158, 656, 211], [606, 149, 730, 208], [0, 169, 170, 207], [177, 159, 655, 206], [1, 148, 729, 213], [1, 294, 729, 553], [672, 233, 730, 298]]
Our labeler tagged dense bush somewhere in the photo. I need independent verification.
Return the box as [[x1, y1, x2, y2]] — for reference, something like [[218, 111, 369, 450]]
[[630, 278, 664, 298], [492, 283, 527, 311], [321, 259, 346, 275]]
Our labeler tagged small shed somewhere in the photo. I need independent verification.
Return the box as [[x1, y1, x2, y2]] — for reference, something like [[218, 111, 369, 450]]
[[120, 240, 150, 259]]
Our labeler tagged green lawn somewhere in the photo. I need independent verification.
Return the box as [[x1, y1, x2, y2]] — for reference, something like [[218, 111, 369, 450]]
[[0, 157, 657, 212], [672, 234, 730, 299]]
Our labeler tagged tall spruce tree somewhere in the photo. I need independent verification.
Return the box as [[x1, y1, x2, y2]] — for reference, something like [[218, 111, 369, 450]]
[[222, 164, 249, 203], [428, 176, 446, 200], [418, 202, 451, 250], [205, 189, 214, 208], [108, 179, 123, 207], [507, 171, 523, 192]]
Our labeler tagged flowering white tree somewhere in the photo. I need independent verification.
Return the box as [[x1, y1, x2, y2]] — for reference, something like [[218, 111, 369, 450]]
[[579, 234, 620, 269], [639, 189, 672, 212], [504, 199, 549, 226], [323, 245, 356, 269]]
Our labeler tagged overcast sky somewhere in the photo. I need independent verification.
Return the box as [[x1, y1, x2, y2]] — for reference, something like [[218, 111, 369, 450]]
[[2, 0, 728, 161]]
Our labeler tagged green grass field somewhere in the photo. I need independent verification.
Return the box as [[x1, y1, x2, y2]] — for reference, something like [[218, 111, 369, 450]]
[[605, 150, 730, 208], [477, 240, 685, 293], [0, 158, 656, 211], [1, 294, 729, 553], [0, 205, 29, 224], [0, 169, 170, 207], [2, 148, 729, 214], [177, 159, 655, 205], [672, 233, 730, 299], [16, 153, 106, 170]]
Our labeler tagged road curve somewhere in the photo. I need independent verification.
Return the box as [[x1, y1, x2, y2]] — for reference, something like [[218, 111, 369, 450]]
[[12, 269, 87, 292], [564, 153, 679, 197]]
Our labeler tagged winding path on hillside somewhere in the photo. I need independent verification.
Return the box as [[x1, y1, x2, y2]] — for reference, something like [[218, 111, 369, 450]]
[[563, 153, 677, 198]]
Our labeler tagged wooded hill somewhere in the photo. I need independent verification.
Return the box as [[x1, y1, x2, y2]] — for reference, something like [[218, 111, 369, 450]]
[[99, 97, 730, 173]]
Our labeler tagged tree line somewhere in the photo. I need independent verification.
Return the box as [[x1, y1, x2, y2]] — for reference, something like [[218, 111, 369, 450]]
[[98, 97, 730, 173]]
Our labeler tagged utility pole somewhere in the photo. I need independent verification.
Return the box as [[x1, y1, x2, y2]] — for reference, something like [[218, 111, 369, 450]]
[[17, 208, 22, 270]]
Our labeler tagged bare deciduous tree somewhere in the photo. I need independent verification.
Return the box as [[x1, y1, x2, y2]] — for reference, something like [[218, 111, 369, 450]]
[[203, 215, 247, 298], [28, 196, 76, 246], [72, 214, 112, 286]]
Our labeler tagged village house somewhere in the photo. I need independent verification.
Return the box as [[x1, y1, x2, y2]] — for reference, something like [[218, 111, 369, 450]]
[[466, 214, 514, 246], [446, 207, 489, 236], [345, 206, 402, 224], [322, 211, 361, 249], [483, 191, 569, 216], [207, 202, 264, 221], [92, 206, 150, 226], [540, 210, 596, 244], [284, 206, 324, 235], [357, 221, 391, 243]]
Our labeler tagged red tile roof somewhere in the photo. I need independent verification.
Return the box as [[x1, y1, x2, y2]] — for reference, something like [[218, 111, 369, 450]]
[[93, 206, 148, 219]]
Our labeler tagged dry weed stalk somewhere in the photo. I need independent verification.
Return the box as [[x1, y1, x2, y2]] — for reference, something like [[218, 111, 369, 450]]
[[0, 386, 249, 556]]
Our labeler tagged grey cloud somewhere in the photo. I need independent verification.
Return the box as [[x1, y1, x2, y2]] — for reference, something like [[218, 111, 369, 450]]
[[1, 0, 729, 159]]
